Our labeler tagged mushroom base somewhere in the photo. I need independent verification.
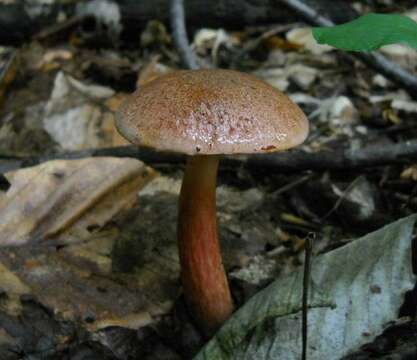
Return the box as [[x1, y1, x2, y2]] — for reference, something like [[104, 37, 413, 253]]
[[178, 155, 234, 336]]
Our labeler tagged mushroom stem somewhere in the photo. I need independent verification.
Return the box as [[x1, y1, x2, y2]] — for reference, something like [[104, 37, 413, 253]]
[[178, 154, 234, 336]]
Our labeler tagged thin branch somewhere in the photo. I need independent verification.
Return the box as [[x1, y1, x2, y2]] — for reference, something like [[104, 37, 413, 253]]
[[279, 0, 417, 97], [244, 139, 417, 171], [302, 233, 314, 360], [1, 139, 417, 174], [279, 0, 333, 26], [170, 0, 199, 69], [319, 176, 363, 221]]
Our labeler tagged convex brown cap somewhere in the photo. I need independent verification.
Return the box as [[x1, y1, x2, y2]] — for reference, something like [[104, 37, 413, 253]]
[[116, 69, 308, 155]]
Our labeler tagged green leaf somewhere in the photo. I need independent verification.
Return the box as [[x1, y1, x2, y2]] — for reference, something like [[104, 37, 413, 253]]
[[312, 13, 417, 51], [195, 215, 417, 360]]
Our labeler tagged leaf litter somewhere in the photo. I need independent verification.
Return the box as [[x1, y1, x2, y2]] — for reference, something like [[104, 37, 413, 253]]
[[0, 1, 417, 358]]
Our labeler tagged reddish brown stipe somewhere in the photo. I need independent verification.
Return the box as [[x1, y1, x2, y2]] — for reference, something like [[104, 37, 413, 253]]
[[178, 155, 233, 335]]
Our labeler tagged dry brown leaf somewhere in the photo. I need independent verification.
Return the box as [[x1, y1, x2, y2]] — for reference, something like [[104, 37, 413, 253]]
[[91, 312, 154, 331], [263, 35, 300, 50], [0, 261, 30, 315], [104, 93, 127, 112], [136, 56, 172, 89], [0, 158, 175, 329], [0, 243, 174, 326], [0, 157, 156, 247], [103, 93, 132, 146], [89, 301, 173, 331], [35, 49, 73, 71]]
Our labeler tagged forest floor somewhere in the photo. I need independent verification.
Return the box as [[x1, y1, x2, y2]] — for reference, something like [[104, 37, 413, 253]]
[[0, 0, 417, 359]]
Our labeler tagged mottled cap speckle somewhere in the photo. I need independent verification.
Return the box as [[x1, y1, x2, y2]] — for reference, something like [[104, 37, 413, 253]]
[[116, 69, 308, 155]]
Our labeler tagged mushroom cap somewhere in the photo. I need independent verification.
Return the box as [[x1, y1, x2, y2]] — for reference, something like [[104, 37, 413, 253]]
[[116, 69, 308, 155]]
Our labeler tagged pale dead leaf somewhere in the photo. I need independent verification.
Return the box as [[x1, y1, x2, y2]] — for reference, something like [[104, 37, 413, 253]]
[[91, 311, 154, 331], [0, 157, 156, 247], [401, 165, 417, 181], [43, 71, 116, 150], [90, 300, 173, 331], [286, 27, 332, 55], [35, 49, 73, 71], [392, 99, 417, 113], [252, 68, 289, 91]]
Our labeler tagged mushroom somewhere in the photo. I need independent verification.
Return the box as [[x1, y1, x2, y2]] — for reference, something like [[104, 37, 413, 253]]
[[115, 69, 309, 336]]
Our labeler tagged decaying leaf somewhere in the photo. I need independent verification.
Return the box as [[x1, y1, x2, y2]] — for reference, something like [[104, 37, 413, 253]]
[[401, 165, 417, 181], [197, 215, 416, 360], [253, 63, 318, 92], [391, 99, 417, 113], [43, 71, 116, 150], [35, 48, 73, 71], [137, 56, 172, 88], [0, 157, 156, 246], [0, 158, 179, 329], [0, 262, 30, 315], [286, 27, 332, 55]]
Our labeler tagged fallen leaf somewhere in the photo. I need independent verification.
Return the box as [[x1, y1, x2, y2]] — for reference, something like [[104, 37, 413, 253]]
[[286, 27, 333, 55], [35, 48, 73, 71], [401, 165, 417, 181], [137, 56, 172, 89], [43, 71, 116, 150], [0, 157, 156, 246], [391, 99, 417, 113], [197, 215, 416, 360], [193, 28, 239, 61], [0, 261, 30, 315], [252, 68, 289, 91]]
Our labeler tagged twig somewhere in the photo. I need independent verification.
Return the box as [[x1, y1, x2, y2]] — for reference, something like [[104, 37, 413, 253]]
[[271, 174, 313, 198], [302, 233, 314, 360], [279, 0, 417, 97], [245, 139, 417, 171], [319, 175, 363, 221], [33, 15, 88, 42], [279, 0, 333, 26], [170, 0, 199, 69], [2, 139, 417, 174]]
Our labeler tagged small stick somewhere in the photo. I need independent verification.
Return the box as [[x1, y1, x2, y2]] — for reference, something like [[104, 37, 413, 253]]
[[271, 173, 312, 198], [320, 176, 362, 221], [2, 138, 417, 175], [170, 0, 199, 69], [302, 232, 314, 360]]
